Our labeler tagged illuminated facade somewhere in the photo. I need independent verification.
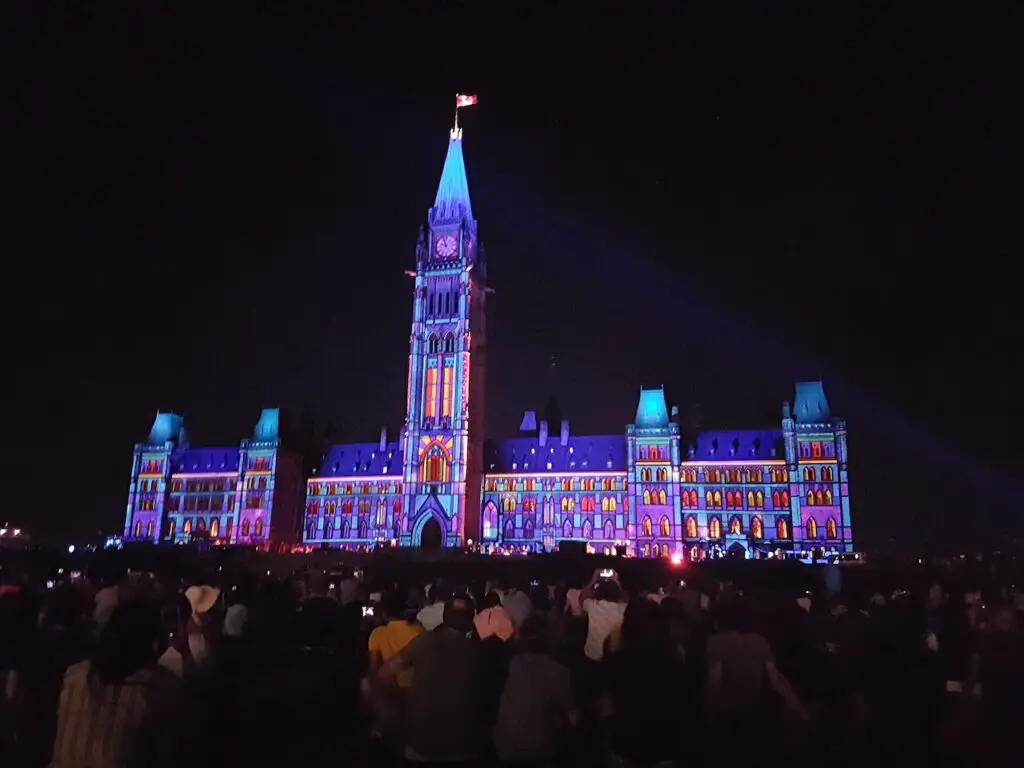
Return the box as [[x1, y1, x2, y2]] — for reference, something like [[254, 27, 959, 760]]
[[301, 122, 854, 556], [123, 408, 304, 547], [305, 120, 487, 549], [479, 382, 852, 559]]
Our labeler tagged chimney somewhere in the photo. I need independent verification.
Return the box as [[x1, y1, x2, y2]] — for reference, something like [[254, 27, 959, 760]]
[[379, 426, 387, 452], [539, 420, 548, 447], [560, 419, 570, 446]]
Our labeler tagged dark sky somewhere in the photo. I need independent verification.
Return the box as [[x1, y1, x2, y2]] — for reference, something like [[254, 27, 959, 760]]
[[5, 4, 1019, 549]]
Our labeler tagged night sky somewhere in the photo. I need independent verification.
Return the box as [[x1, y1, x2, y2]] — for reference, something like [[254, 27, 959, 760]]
[[6, 5, 1019, 549]]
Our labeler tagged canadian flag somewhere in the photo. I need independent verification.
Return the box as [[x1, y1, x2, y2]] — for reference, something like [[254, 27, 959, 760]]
[[456, 94, 479, 108]]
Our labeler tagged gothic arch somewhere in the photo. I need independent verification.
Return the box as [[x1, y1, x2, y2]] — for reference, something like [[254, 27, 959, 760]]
[[482, 501, 499, 539]]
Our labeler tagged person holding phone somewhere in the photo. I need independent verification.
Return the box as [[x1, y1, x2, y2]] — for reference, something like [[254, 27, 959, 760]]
[[575, 569, 627, 662]]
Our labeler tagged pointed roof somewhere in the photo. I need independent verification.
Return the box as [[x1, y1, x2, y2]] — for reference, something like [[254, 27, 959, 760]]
[[793, 380, 832, 424], [433, 128, 473, 221], [634, 387, 670, 430]]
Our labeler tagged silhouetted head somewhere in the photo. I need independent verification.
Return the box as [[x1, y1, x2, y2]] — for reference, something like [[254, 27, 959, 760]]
[[442, 595, 475, 634], [90, 600, 162, 685]]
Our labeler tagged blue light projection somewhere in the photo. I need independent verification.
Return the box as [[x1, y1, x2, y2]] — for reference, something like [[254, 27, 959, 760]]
[[124, 121, 854, 557]]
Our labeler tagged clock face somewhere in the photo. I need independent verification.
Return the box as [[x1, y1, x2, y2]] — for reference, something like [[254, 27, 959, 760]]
[[435, 235, 457, 259]]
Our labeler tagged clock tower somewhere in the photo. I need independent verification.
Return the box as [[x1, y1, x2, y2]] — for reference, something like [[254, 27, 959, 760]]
[[401, 122, 487, 547]]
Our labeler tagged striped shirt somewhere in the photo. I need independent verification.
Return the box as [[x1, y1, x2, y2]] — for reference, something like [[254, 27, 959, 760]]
[[50, 661, 152, 768]]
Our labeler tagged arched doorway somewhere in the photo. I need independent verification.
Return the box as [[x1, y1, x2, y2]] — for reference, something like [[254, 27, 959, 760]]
[[420, 517, 443, 549], [726, 542, 747, 559]]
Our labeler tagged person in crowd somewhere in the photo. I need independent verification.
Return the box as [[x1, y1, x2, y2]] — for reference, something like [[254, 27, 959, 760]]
[[372, 595, 487, 763], [600, 598, 687, 767], [5, 586, 90, 768], [416, 581, 450, 631], [496, 580, 533, 629], [157, 585, 221, 678], [368, 592, 423, 681], [293, 571, 348, 652], [49, 600, 165, 768], [474, 591, 514, 643], [706, 596, 807, 745], [493, 615, 577, 767], [575, 569, 627, 662]]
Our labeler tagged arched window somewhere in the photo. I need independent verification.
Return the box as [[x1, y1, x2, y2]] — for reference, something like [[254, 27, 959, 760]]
[[641, 468, 652, 482], [807, 490, 815, 505], [604, 520, 614, 539], [325, 519, 334, 538], [705, 490, 713, 508], [755, 490, 764, 508], [358, 518, 369, 538], [167, 519, 176, 538], [524, 518, 535, 538], [772, 490, 781, 508], [421, 444, 451, 484], [782, 490, 790, 507], [582, 519, 593, 539], [713, 490, 722, 508], [658, 489, 667, 505], [652, 544, 660, 557], [815, 490, 824, 505], [643, 489, 651, 505], [341, 519, 350, 538], [688, 489, 697, 508], [751, 516, 763, 539], [184, 519, 193, 535], [254, 519, 264, 537], [443, 333, 455, 353], [146, 520, 154, 539], [776, 518, 788, 539], [543, 497, 554, 525], [656, 468, 667, 482], [306, 520, 316, 540], [822, 466, 834, 481], [709, 517, 722, 539], [482, 501, 498, 539], [805, 518, 818, 539], [660, 516, 671, 537], [239, 519, 247, 536], [562, 519, 573, 538], [826, 518, 838, 539], [428, 334, 439, 353], [729, 516, 742, 535], [134, 520, 142, 538], [685, 516, 698, 538], [210, 519, 219, 538], [824, 489, 833, 505], [641, 517, 653, 537]]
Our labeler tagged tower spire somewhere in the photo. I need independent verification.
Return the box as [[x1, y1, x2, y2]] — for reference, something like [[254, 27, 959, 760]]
[[434, 125, 473, 221]]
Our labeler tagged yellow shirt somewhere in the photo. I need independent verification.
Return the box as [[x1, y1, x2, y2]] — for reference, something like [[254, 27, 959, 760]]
[[369, 620, 424, 688]]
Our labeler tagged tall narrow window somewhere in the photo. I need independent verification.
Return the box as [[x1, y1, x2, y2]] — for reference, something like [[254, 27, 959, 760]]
[[660, 516, 670, 537], [133, 521, 142, 538], [751, 517, 763, 539], [776, 518, 789, 539], [210, 519, 219, 538], [805, 518, 818, 539], [441, 364, 455, 417], [425, 367, 439, 419], [685, 516, 697, 538], [826, 518, 838, 539], [709, 517, 722, 539]]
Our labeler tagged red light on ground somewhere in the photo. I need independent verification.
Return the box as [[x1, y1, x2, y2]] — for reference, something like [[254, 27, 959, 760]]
[[670, 553, 683, 566]]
